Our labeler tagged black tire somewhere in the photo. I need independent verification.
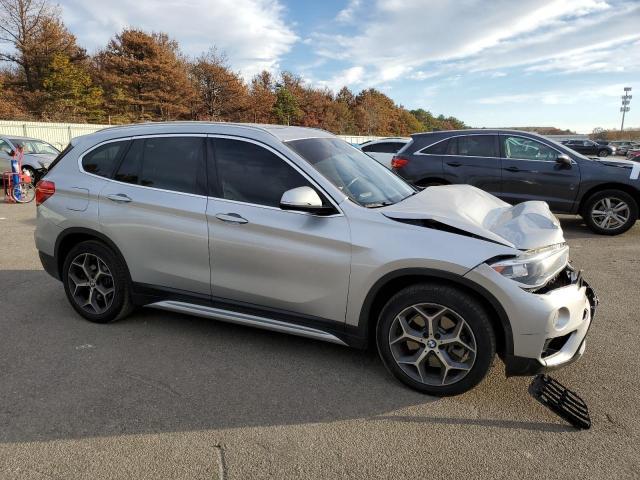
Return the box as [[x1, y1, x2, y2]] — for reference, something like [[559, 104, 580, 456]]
[[583, 189, 638, 235], [62, 240, 133, 323], [597, 150, 609, 157], [376, 283, 495, 396]]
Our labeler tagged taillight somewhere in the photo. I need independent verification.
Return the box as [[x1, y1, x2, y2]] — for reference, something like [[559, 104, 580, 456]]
[[35, 180, 55, 206], [391, 155, 409, 169]]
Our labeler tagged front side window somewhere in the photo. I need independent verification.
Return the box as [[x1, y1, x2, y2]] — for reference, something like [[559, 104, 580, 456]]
[[455, 135, 497, 157], [113, 137, 205, 194], [213, 138, 313, 208], [502, 136, 558, 161], [82, 141, 129, 178], [287, 137, 415, 208]]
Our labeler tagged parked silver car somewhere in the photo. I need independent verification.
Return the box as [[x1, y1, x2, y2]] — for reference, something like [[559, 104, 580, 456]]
[[0, 135, 60, 181], [34, 123, 597, 396], [359, 137, 409, 168]]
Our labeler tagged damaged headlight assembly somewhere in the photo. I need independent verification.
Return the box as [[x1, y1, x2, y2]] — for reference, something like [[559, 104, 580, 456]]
[[489, 243, 570, 290]]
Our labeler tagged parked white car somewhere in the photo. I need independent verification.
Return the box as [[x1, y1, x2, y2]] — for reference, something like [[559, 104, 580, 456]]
[[359, 138, 409, 169]]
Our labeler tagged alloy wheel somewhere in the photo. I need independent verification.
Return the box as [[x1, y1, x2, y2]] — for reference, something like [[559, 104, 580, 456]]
[[591, 197, 630, 231], [388, 303, 476, 386], [67, 253, 115, 314]]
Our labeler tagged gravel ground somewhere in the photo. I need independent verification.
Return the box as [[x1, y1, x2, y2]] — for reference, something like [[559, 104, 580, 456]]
[[0, 202, 638, 479]]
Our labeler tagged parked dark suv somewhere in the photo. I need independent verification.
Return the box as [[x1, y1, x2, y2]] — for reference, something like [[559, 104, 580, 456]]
[[562, 139, 615, 157], [392, 129, 640, 235]]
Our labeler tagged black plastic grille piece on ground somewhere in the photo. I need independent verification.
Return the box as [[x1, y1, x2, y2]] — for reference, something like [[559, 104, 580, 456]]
[[529, 374, 591, 430]]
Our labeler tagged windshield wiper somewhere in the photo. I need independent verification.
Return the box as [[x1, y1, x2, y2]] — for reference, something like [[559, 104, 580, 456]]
[[364, 201, 395, 208]]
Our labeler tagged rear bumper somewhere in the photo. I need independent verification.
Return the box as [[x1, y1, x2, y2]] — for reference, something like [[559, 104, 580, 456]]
[[39, 251, 60, 280]]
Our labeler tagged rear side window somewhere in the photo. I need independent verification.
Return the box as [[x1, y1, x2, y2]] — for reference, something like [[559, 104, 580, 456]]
[[456, 135, 497, 157], [82, 141, 128, 178], [114, 136, 206, 195], [420, 139, 450, 155], [362, 142, 405, 153], [213, 138, 312, 207]]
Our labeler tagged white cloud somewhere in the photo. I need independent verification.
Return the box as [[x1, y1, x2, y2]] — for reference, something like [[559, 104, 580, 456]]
[[316, 66, 366, 91], [312, 0, 639, 83], [336, 0, 362, 23], [58, 0, 298, 79], [476, 83, 629, 105]]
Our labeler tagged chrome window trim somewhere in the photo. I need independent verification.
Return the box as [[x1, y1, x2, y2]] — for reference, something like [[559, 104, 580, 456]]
[[414, 133, 576, 164], [207, 134, 344, 217], [77, 134, 210, 199]]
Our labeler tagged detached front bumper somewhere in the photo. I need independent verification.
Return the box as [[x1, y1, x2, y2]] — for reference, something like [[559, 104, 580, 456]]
[[464, 264, 598, 377]]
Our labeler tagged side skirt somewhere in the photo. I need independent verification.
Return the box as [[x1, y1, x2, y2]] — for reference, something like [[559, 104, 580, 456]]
[[148, 300, 349, 346]]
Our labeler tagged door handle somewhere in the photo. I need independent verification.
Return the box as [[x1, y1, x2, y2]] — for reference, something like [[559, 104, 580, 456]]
[[215, 213, 248, 224], [106, 193, 132, 203], [504, 166, 520, 172], [446, 161, 462, 167]]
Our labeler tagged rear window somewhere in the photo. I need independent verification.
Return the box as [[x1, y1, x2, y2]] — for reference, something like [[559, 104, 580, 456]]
[[456, 135, 498, 157], [362, 142, 406, 154]]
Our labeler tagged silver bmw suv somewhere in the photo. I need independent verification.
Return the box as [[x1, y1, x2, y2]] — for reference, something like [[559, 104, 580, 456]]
[[35, 123, 597, 396]]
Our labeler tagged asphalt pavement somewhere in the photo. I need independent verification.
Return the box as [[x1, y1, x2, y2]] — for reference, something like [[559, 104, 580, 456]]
[[0, 202, 639, 479]]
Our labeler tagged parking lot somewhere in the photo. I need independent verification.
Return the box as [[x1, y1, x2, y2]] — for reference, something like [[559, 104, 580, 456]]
[[1, 202, 639, 479]]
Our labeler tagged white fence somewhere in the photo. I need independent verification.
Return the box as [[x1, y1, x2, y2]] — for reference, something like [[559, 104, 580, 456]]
[[0, 120, 383, 148], [0, 120, 109, 149]]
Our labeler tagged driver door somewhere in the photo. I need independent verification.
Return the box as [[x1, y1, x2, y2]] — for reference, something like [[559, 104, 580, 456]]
[[499, 134, 580, 212], [206, 136, 351, 323]]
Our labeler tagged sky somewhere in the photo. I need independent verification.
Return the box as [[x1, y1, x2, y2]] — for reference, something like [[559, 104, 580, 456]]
[[56, 0, 639, 133]]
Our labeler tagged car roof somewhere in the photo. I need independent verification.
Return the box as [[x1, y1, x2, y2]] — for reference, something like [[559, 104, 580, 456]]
[[2, 135, 47, 142], [360, 137, 410, 145], [409, 129, 567, 144], [87, 122, 335, 143]]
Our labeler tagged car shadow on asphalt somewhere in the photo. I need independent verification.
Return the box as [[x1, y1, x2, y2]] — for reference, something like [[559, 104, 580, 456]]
[[369, 415, 573, 432], [0, 269, 574, 443], [557, 215, 603, 240]]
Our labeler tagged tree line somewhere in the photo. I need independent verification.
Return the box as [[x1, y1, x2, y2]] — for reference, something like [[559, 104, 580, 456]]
[[0, 0, 466, 136]]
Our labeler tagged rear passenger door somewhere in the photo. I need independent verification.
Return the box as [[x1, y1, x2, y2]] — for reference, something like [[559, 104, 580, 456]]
[[98, 135, 211, 296], [206, 136, 351, 323], [441, 135, 501, 195]]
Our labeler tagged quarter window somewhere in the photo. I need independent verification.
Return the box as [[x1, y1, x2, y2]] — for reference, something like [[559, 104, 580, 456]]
[[421, 139, 451, 155], [502, 136, 558, 161], [456, 135, 497, 157], [113, 137, 205, 195], [82, 141, 129, 178], [213, 138, 313, 208]]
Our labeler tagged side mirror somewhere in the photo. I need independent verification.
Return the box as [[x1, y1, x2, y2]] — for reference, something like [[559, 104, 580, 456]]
[[556, 154, 572, 167], [280, 186, 334, 215]]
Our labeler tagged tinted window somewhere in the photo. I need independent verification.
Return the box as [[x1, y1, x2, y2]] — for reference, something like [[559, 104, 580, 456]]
[[502, 136, 558, 161], [456, 135, 497, 157], [114, 137, 205, 194], [82, 141, 128, 178], [362, 142, 405, 153], [421, 139, 450, 155], [214, 138, 312, 207]]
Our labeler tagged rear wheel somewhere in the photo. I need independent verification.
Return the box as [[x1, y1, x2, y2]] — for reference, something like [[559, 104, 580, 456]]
[[62, 240, 133, 323], [583, 190, 638, 235], [376, 283, 495, 396]]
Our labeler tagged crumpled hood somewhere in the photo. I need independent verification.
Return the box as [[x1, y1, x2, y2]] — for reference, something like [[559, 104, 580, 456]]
[[381, 184, 565, 250]]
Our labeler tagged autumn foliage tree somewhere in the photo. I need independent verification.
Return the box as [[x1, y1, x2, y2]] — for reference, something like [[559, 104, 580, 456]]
[[0, 0, 467, 134], [96, 29, 194, 122]]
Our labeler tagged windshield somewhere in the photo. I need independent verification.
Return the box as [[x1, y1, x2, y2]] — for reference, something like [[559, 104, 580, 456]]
[[287, 137, 415, 207], [9, 139, 60, 155]]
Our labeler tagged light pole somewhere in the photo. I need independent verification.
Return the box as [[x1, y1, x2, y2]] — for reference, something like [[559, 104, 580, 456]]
[[620, 86, 632, 132]]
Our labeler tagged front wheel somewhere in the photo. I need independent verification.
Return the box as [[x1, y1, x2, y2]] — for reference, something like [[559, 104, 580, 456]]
[[583, 190, 638, 235], [598, 150, 610, 157], [376, 283, 495, 396]]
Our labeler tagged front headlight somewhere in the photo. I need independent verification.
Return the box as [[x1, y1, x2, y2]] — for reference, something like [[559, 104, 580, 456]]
[[489, 244, 569, 290]]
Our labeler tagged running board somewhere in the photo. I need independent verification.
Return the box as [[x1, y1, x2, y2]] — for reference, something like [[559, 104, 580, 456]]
[[147, 300, 349, 346]]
